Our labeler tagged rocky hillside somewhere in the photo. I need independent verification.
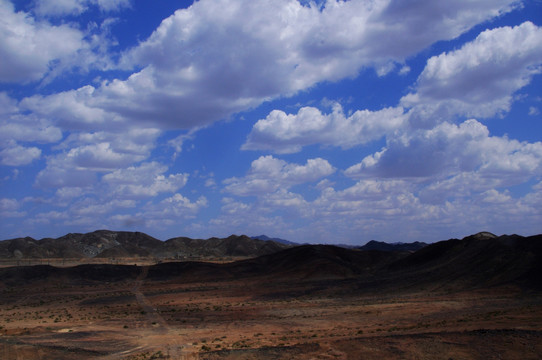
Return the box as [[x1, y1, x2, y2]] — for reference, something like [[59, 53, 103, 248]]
[[0, 230, 290, 260], [1, 232, 541, 292], [356, 240, 427, 252]]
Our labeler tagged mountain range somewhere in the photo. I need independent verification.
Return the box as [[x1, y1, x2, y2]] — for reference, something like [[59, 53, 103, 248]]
[[1, 231, 540, 291], [0, 230, 429, 261], [0, 230, 290, 260], [355, 240, 428, 252]]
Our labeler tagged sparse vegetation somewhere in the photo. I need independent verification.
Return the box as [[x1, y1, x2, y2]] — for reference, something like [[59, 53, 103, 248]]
[[0, 232, 541, 358]]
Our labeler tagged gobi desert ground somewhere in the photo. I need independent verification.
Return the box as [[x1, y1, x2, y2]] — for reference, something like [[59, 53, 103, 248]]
[[1, 232, 541, 359]]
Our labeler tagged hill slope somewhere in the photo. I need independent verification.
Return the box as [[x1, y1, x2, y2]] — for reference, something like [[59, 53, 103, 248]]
[[0, 231, 290, 260], [3, 232, 540, 292], [387, 232, 542, 290], [356, 240, 427, 252]]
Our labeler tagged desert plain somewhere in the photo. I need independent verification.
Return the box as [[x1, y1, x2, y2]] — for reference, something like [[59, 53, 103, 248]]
[[1, 234, 542, 359]]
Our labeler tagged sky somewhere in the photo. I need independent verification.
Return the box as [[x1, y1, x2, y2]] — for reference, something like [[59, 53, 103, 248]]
[[1, 0, 541, 244]]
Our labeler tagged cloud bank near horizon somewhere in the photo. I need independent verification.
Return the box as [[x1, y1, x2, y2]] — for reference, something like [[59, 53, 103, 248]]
[[1, 0, 541, 243]]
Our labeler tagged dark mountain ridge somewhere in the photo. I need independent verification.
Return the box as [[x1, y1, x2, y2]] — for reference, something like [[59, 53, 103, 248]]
[[250, 235, 300, 246], [356, 240, 428, 252], [0, 230, 290, 260], [1, 232, 540, 292], [387, 232, 542, 289]]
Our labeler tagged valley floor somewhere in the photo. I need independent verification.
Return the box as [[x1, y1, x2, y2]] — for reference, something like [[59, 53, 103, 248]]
[[1, 266, 541, 360]]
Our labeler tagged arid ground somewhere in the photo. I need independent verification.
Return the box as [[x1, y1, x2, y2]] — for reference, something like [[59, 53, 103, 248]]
[[1, 259, 541, 360]]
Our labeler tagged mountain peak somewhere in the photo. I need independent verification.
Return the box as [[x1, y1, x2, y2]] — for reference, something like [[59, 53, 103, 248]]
[[464, 231, 498, 241]]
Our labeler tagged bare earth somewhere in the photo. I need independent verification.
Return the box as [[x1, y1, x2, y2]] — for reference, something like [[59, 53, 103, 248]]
[[1, 264, 541, 360]]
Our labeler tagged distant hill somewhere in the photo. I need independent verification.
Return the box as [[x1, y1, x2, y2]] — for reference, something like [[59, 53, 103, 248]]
[[250, 235, 299, 246], [387, 232, 542, 290], [356, 240, 428, 252], [0, 230, 291, 260], [3, 232, 540, 292]]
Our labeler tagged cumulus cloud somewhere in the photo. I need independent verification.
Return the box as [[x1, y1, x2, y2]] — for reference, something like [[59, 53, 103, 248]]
[[243, 103, 405, 153], [208, 196, 299, 239], [345, 119, 542, 183], [29, 198, 135, 228], [58, 128, 160, 155], [0, 93, 64, 146], [34, 128, 160, 188], [0, 92, 16, 114], [314, 179, 420, 221], [33, 0, 130, 16], [19, 86, 121, 130], [243, 21, 542, 155], [0, 198, 25, 218], [0, 120, 62, 144], [310, 177, 542, 242], [2, 0, 539, 242], [102, 162, 189, 198], [0, 0, 85, 83], [0, 141, 41, 166], [14, 0, 517, 130], [402, 21, 542, 124], [134, 194, 208, 228], [0, 198, 19, 212], [212, 173, 542, 243], [35, 164, 97, 189], [53, 142, 147, 171], [223, 155, 335, 196]]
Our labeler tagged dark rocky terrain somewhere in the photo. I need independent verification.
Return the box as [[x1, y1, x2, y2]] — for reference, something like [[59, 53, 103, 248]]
[[356, 239, 428, 252], [250, 235, 299, 246], [0, 230, 290, 261], [1, 232, 541, 291], [1, 231, 541, 360]]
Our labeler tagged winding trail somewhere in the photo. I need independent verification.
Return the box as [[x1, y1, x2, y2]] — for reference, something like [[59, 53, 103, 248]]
[[132, 266, 169, 333], [103, 266, 197, 359]]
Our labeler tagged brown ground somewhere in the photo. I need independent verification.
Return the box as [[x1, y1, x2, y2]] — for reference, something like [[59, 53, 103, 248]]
[[1, 264, 541, 360]]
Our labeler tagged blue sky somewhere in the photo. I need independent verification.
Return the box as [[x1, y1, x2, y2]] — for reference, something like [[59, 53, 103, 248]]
[[1, 0, 541, 244]]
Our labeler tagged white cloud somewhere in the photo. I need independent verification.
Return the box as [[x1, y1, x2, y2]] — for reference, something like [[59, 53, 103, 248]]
[[314, 179, 420, 220], [204, 178, 217, 188], [135, 194, 208, 228], [0, 120, 62, 144], [56, 142, 148, 171], [0, 92, 16, 114], [34, 127, 160, 188], [55, 187, 84, 202], [59, 128, 160, 156], [102, 162, 189, 198], [345, 119, 542, 181], [211, 174, 542, 243], [19, 86, 119, 130], [35, 164, 97, 188], [402, 21, 542, 123], [0, 198, 18, 212], [17, 0, 515, 131], [94, 0, 130, 12], [33, 0, 88, 16], [71, 198, 135, 216], [31, 210, 70, 225], [33, 0, 130, 16], [243, 103, 404, 153], [0, 198, 25, 218], [0, 93, 63, 144], [208, 197, 293, 238], [223, 155, 335, 196], [243, 21, 542, 155], [0, 141, 41, 166], [309, 178, 542, 242], [480, 189, 512, 204], [0, 0, 85, 83]]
